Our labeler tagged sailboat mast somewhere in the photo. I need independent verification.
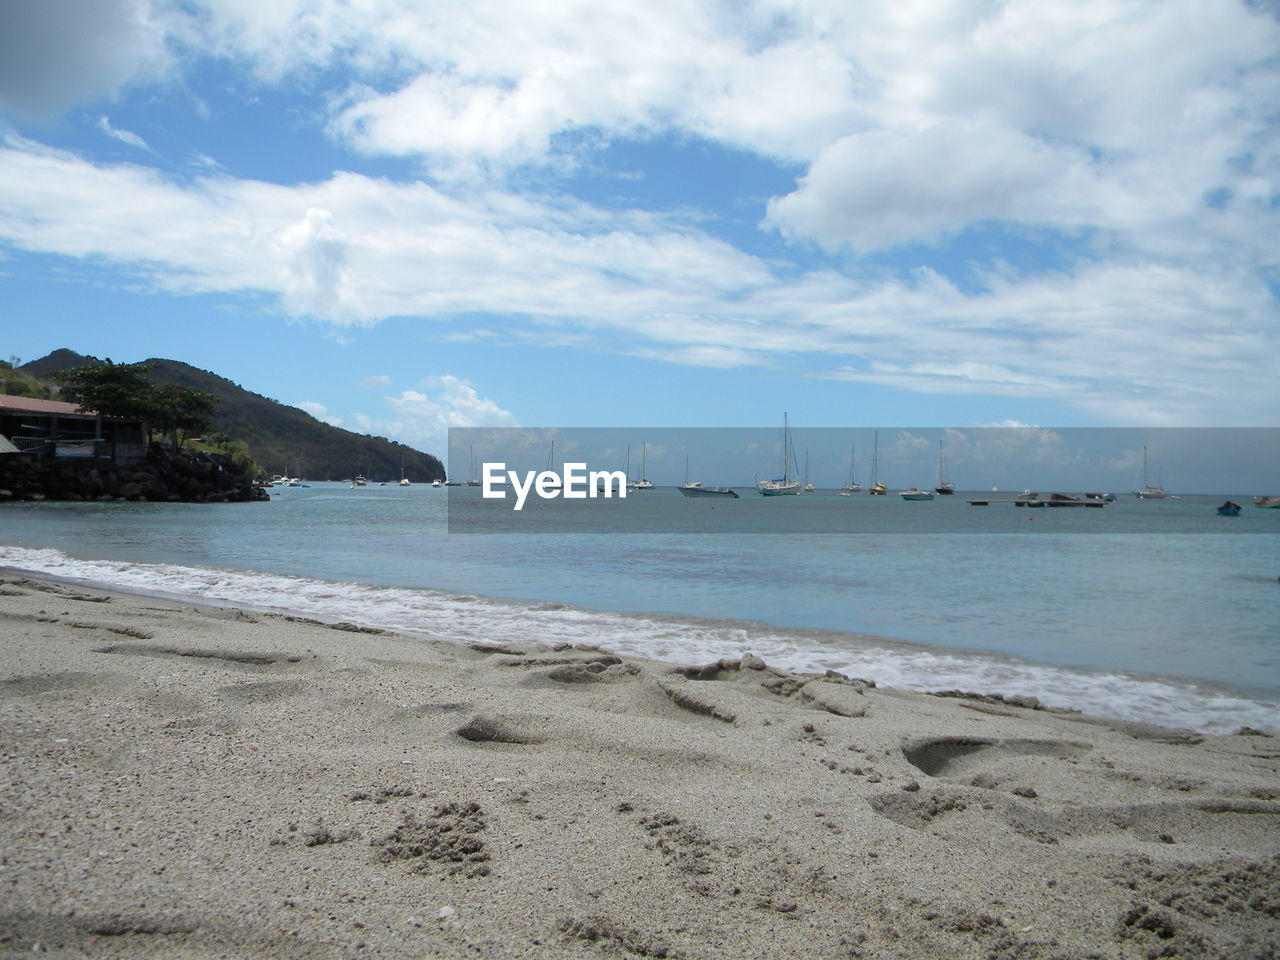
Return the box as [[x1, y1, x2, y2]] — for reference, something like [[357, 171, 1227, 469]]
[[781, 414, 787, 481]]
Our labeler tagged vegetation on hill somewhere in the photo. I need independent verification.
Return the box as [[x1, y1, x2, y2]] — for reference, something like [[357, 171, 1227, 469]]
[[15, 350, 445, 482], [0, 356, 55, 399]]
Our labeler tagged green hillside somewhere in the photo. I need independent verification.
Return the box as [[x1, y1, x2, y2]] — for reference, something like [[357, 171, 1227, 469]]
[[16, 350, 445, 483]]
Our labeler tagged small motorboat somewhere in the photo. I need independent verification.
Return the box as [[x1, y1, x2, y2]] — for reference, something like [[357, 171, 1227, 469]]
[[899, 488, 935, 501], [1252, 496, 1280, 509], [1217, 501, 1242, 516], [680, 479, 739, 498]]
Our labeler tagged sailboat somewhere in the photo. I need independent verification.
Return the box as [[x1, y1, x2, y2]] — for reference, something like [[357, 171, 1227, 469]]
[[935, 440, 955, 495], [840, 446, 862, 494], [680, 455, 738, 498], [1133, 446, 1168, 499], [630, 442, 654, 490], [868, 430, 887, 495], [757, 414, 802, 496], [467, 445, 481, 486], [802, 449, 815, 492], [399, 456, 411, 485]]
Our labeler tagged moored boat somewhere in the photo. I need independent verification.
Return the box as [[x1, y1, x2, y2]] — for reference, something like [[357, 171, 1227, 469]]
[[935, 441, 955, 494], [757, 414, 802, 496], [841, 445, 861, 493], [899, 487, 935, 501], [867, 431, 887, 495], [680, 482, 739, 499], [1252, 496, 1280, 509], [1133, 446, 1168, 499], [629, 443, 655, 491], [679, 456, 738, 497], [1217, 501, 1242, 516]]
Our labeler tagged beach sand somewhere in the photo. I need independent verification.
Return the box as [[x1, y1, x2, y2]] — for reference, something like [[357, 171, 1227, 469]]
[[1, 573, 1278, 959]]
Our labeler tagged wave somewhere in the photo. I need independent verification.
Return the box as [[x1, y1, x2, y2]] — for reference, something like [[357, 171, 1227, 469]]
[[2, 544, 1276, 734]]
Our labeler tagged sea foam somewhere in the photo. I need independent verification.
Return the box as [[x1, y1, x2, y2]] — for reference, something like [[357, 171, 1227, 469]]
[[1, 544, 1275, 735]]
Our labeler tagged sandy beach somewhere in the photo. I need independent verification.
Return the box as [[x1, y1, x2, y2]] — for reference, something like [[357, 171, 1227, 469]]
[[1, 572, 1278, 959]]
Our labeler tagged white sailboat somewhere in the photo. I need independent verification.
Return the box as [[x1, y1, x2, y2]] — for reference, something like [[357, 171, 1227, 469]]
[[802, 449, 815, 492], [935, 440, 955, 495], [757, 414, 802, 496], [630, 442, 654, 490], [1133, 446, 1168, 499], [399, 456, 411, 485], [840, 446, 862, 494], [467, 445, 481, 486], [868, 430, 887, 495]]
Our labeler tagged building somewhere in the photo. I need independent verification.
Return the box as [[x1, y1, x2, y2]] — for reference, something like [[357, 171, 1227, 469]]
[[0, 394, 148, 465]]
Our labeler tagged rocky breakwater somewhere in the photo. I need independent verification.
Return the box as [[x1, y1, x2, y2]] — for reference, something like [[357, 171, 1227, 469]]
[[0, 450, 270, 504]]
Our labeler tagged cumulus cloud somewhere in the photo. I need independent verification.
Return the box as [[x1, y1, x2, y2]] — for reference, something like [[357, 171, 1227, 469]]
[[355, 375, 519, 458]]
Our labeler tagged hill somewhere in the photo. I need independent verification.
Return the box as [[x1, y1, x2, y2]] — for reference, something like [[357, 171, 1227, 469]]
[[16, 350, 445, 483]]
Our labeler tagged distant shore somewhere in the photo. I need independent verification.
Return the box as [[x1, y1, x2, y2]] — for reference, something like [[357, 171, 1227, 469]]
[[1, 574, 1278, 959]]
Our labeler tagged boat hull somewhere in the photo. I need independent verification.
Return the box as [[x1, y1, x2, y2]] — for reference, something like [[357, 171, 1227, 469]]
[[900, 490, 935, 500], [758, 483, 801, 496], [680, 486, 738, 498]]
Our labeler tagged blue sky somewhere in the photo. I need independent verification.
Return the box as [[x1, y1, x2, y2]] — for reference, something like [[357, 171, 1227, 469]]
[[1, 0, 1278, 466]]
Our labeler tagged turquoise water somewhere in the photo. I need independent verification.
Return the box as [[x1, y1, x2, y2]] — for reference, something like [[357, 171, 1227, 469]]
[[1, 483, 1277, 732]]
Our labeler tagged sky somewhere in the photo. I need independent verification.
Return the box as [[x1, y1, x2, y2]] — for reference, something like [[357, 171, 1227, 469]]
[[1, 0, 1278, 467]]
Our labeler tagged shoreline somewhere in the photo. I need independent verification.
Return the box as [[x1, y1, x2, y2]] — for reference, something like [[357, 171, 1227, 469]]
[[2, 573, 1279, 958], [1, 547, 1277, 737]]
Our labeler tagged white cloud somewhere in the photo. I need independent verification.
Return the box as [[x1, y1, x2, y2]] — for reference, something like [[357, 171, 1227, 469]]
[[0, 130, 1276, 424], [294, 400, 343, 426], [0, 1, 1277, 427], [763, 0, 1280, 258], [350, 375, 519, 458], [96, 115, 151, 151]]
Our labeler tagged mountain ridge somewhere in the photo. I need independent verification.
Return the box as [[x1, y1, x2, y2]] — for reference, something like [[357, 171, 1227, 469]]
[[15, 350, 445, 482]]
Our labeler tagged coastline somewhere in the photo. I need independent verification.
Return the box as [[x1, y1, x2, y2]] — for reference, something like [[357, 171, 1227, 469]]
[[2, 574, 1278, 958], [1, 544, 1277, 737]]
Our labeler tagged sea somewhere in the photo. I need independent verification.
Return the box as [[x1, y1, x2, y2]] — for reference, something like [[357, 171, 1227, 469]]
[[1, 483, 1277, 734]]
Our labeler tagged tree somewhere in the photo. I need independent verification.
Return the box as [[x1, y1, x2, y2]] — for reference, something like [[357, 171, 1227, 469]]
[[54, 361, 219, 449], [54, 361, 156, 422], [151, 384, 218, 450]]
